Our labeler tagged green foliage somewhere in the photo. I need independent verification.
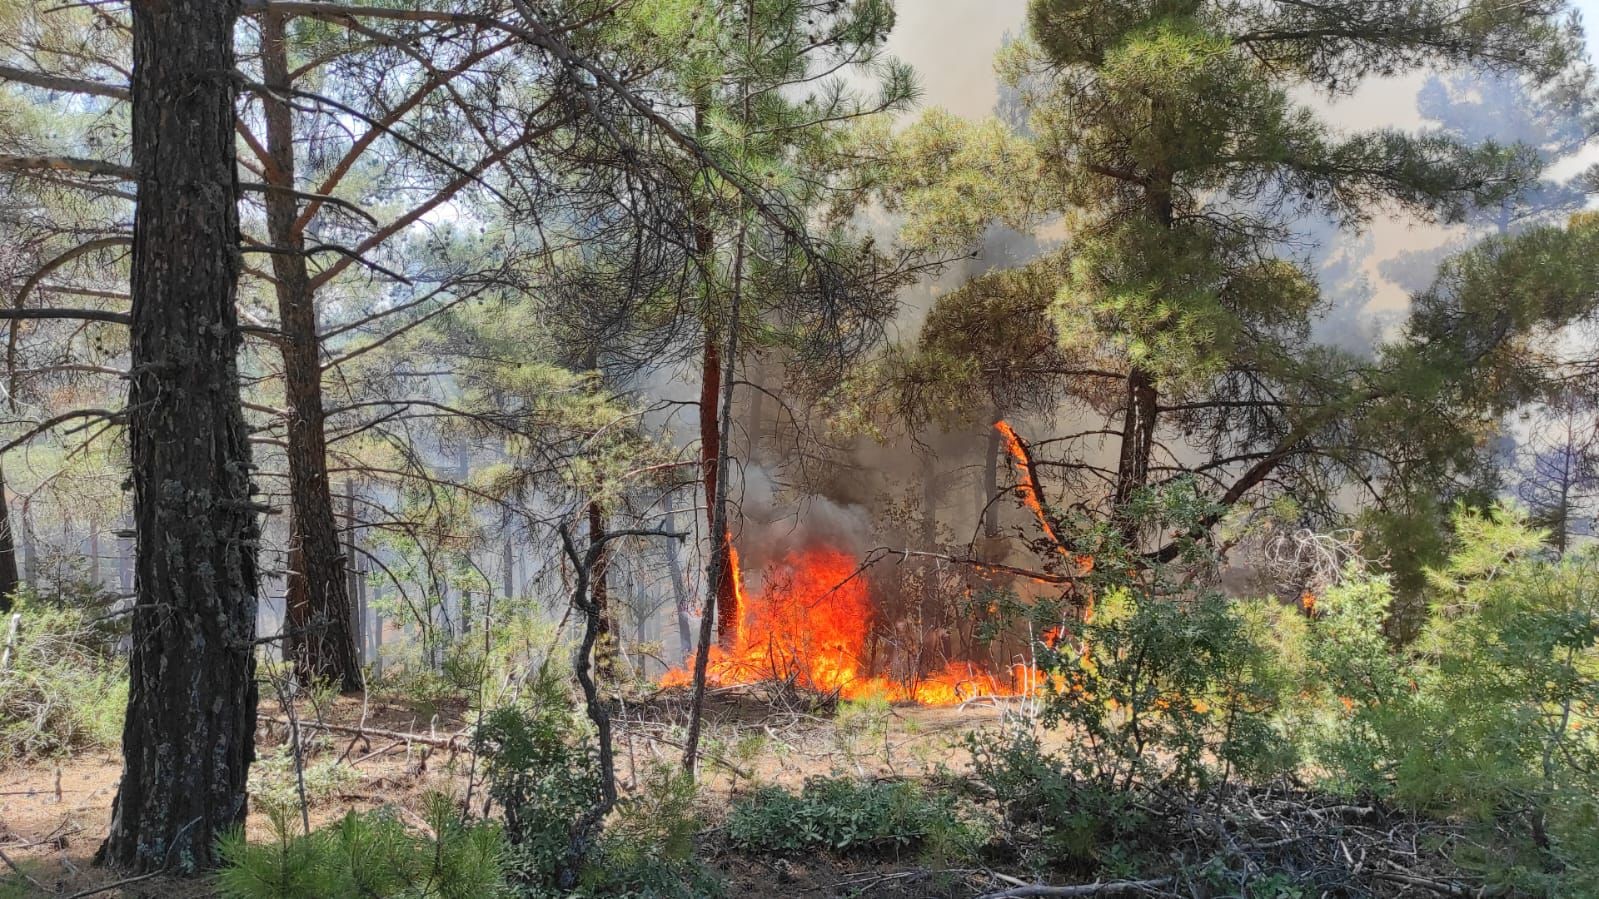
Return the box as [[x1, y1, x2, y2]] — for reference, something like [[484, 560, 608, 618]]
[[727, 776, 985, 859], [0, 592, 126, 764], [583, 764, 720, 898], [966, 730, 1149, 871], [972, 501, 1599, 892], [249, 743, 359, 821], [471, 677, 601, 896], [1296, 506, 1599, 891], [217, 793, 507, 899], [471, 678, 715, 897], [1008, 484, 1299, 792], [1040, 586, 1295, 790]]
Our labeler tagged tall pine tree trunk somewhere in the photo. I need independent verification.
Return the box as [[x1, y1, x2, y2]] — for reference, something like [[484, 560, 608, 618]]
[[699, 340, 739, 647], [99, 0, 260, 871], [261, 10, 362, 692], [662, 496, 694, 663], [588, 499, 614, 679], [1113, 369, 1158, 508], [0, 461, 18, 611], [1112, 176, 1171, 545]]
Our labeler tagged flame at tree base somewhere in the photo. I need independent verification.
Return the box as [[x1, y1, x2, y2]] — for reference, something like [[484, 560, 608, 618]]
[[661, 545, 1027, 706]]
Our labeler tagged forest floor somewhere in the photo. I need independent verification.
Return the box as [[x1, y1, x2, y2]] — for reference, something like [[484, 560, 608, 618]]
[[0, 689, 1036, 897]]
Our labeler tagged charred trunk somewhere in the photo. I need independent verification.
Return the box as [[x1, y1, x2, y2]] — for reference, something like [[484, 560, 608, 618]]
[[588, 500, 614, 679], [1113, 367, 1158, 543], [99, 0, 260, 871], [981, 421, 1001, 541], [261, 10, 361, 692]]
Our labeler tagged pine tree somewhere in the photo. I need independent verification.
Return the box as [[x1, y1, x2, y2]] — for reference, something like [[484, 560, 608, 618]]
[[98, 0, 260, 872], [877, 0, 1591, 561]]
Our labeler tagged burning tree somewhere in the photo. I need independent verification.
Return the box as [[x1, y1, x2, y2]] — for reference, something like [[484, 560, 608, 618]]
[[863, 0, 1599, 590]]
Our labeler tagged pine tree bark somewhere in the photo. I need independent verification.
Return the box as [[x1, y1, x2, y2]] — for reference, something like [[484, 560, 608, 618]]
[[0, 461, 18, 611], [261, 9, 362, 692], [99, 0, 260, 872], [1113, 368, 1158, 510], [699, 339, 739, 647], [588, 499, 614, 679]]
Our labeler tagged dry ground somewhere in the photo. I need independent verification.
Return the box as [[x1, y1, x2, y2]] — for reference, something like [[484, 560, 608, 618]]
[[0, 690, 1035, 897]]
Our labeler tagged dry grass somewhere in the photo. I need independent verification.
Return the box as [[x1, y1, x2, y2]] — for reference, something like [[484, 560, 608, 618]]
[[0, 689, 1028, 897]]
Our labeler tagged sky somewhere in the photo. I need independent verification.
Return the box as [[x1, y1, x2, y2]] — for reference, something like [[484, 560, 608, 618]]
[[881, 1, 1599, 322]]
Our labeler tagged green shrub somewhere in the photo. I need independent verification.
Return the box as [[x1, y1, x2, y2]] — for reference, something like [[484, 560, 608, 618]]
[[727, 776, 985, 859], [217, 793, 507, 899], [249, 743, 359, 820], [471, 674, 602, 895], [1301, 507, 1599, 893], [966, 730, 1147, 871], [1041, 585, 1296, 790], [0, 593, 127, 763], [584, 764, 720, 898], [472, 677, 716, 897]]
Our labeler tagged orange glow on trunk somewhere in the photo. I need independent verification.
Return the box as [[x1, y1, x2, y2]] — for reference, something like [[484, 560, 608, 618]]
[[995, 420, 1066, 550]]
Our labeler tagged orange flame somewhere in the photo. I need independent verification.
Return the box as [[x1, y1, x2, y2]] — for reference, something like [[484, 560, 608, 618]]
[[662, 545, 1025, 705], [995, 420, 1067, 551], [727, 540, 746, 644]]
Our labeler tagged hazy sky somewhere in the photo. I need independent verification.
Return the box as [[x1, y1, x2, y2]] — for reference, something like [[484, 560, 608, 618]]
[[883, 2, 1599, 320], [888, 1, 1599, 121]]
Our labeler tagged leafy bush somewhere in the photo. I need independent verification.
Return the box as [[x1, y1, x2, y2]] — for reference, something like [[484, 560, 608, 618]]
[[584, 764, 719, 898], [1301, 507, 1599, 892], [0, 593, 126, 763], [1040, 586, 1296, 790], [472, 673, 714, 897], [217, 793, 507, 899], [472, 674, 602, 895], [965, 730, 1147, 871], [979, 483, 1298, 799], [727, 776, 985, 859]]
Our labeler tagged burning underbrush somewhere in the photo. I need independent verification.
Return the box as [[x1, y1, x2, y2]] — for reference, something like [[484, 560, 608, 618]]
[[661, 545, 1032, 705]]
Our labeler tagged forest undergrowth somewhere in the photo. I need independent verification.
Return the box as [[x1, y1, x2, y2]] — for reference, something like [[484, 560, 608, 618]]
[[3, 503, 1596, 898]]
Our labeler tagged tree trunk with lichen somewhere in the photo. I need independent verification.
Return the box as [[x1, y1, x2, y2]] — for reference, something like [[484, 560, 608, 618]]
[[98, 0, 260, 872]]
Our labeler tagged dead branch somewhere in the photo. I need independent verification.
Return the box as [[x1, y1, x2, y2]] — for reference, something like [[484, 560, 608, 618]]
[[0, 65, 128, 100], [976, 877, 1175, 898], [262, 716, 470, 750]]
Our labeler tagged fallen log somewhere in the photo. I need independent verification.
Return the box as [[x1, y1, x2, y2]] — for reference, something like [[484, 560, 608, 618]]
[[263, 717, 470, 750]]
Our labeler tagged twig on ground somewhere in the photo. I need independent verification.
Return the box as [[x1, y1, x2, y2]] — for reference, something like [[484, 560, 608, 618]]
[[0, 844, 45, 893], [65, 869, 166, 898], [976, 877, 1176, 898]]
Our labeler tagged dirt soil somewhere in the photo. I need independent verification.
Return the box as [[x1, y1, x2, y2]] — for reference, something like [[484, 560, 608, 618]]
[[0, 690, 1034, 897]]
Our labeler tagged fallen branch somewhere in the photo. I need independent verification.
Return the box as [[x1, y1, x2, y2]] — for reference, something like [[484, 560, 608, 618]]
[[977, 877, 1175, 898], [263, 716, 471, 750], [0, 845, 44, 893], [65, 870, 166, 898], [622, 726, 752, 779], [1370, 870, 1478, 897]]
